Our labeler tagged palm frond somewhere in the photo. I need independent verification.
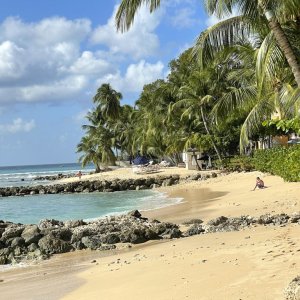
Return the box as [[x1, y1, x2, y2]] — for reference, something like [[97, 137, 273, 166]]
[[115, 0, 160, 32]]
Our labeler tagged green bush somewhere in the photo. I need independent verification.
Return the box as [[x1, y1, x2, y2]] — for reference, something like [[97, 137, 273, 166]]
[[221, 155, 255, 172], [253, 146, 300, 182]]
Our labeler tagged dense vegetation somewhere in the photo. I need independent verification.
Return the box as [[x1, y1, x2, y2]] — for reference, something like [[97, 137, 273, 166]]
[[77, 0, 300, 177], [254, 146, 300, 182]]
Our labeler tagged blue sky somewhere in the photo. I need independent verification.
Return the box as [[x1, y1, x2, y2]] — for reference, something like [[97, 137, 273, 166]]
[[0, 0, 215, 166]]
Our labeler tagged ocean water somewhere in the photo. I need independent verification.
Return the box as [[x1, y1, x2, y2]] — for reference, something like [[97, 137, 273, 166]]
[[0, 190, 181, 224], [0, 163, 95, 188], [0, 163, 182, 224]]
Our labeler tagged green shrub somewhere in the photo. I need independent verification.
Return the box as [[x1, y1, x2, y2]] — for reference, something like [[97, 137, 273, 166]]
[[253, 146, 300, 182], [221, 155, 255, 172]]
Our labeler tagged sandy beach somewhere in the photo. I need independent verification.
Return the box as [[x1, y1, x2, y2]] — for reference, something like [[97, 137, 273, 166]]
[[1, 168, 300, 299]]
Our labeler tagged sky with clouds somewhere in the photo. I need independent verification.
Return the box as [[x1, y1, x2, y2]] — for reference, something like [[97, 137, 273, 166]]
[[0, 0, 214, 166]]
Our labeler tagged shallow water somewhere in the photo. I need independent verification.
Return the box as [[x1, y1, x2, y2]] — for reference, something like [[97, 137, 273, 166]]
[[0, 190, 182, 224]]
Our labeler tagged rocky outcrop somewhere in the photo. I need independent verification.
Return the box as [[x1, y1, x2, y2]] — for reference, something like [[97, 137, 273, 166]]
[[34, 173, 77, 181], [1, 211, 300, 265], [0, 211, 181, 265], [0, 173, 219, 198]]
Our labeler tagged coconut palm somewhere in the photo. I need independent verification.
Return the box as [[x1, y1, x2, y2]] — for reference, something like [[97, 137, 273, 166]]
[[198, 0, 300, 87], [77, 136, 102, 173], [209, 37, 300, 150], [116, 0, 300, 87], [174, 66, 225, 162], [93, 83, 122, 121], [116, 0, 161, 32]]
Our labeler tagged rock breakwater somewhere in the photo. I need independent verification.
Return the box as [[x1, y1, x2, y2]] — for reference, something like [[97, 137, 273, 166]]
[[0, 173, 218, 197], [1, 211, 300, 265]]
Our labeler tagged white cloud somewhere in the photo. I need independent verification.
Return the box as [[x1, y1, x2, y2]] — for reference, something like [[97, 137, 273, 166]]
[[0, 41, 26, 80], [0, 17, 94, 104], [0, 10, 166, 107], [68, 51, 112, 75], [91, 5, 161, 59], [96, 60, 164, 94], [0, 118, 35, 134]]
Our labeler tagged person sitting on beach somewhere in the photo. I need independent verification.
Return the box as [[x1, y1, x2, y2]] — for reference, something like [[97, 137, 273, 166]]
[[253, 177, 264, 190], [76, 171, 82, 180]]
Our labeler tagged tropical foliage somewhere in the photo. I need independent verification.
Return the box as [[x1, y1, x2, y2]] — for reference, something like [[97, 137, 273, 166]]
[[254, 146, 300, 182], [77, 1, 300, 175]]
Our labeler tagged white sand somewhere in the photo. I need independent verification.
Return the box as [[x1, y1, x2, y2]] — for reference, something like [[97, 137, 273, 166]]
[[1, 169, 300, 299]]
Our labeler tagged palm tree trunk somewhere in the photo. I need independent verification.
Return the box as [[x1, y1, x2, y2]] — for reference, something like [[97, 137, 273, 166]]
[[264, 10, 300, 87], [200, 107, 222, 163]]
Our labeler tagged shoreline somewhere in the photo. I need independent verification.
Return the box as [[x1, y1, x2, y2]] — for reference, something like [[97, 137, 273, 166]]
[[1, 170, 300, 299]]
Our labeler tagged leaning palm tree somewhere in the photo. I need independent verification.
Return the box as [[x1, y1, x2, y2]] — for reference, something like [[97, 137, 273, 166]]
[[77, 136, 102, 173], [198, 0, 300, 87]]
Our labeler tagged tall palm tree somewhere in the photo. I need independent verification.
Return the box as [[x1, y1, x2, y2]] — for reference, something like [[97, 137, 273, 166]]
[[116, 0, 300, 87], [93, 83, 122, 120], [200, 0, 300, 87], [175, 68, 223, 162]]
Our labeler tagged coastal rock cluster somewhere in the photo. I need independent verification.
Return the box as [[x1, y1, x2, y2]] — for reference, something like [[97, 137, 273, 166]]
[[0, 174, 211, 197], [1, 211, 300, 265], [0, 210, 181, 265], [33, 173, 76, 181]]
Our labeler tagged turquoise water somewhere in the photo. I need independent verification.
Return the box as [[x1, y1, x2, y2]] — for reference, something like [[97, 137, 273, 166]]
[[0, 190, 181, 224]]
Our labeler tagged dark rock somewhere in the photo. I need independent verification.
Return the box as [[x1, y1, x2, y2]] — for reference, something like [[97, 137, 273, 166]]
[[182, 219, 203, 225], [185, 224, 205, 236], [128, 210, 142, 218], [289, 213, 300, 223], [1, 226, 25, 241], [188, 174, 202, 181], [28, 243, 38, 252], [162, 228, 182, 239], [120, 228, 147, 244], [98, 244, 116, 251], [144, 229, 159, 240], [0, 255, 7, 265], [284, 276, 300, 299], [21, 225, 41, 245], [52, 228, 72, 242], [38, 235, 73, 254], [81, 236, 101, 250], [207, 216, 228, 226], [101, 233, 120, 244], [64, 220, 86, 228], [38, 219, 64, 229], [257, 214, 273, 225], [72, 241, 86, 250], [272, 214, 289, 225], [10, 237, 25, 248]]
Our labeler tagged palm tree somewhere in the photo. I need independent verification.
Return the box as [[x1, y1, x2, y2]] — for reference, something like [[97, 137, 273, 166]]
[[174, 67, 223, 162], [116, 0, 161, 32], [93, 83, 122, 121], [199, 0, 300, 87], [116, 0, 300, 87], [77, 136, 102, 173]]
